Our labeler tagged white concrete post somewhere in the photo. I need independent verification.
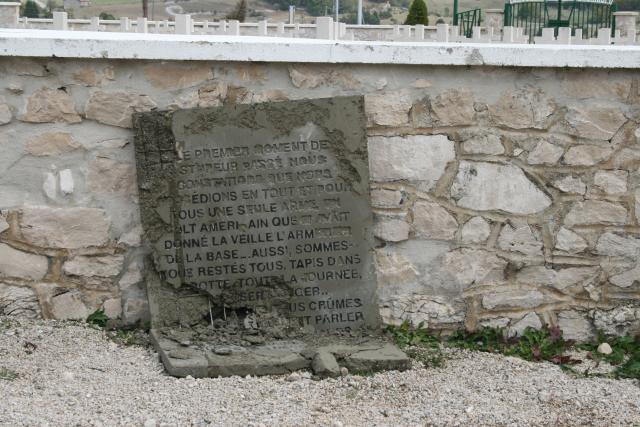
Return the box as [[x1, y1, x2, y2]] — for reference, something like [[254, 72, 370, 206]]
[[436, 23, 449, 42], [316, 16, 334, 39], [0, 2, 20, 28], [503, 26, 515, 43], [137, 17, 147, 33], [277, 21, 284, 36], [175, 14, 191, 35], [53, 12, 68, 30], [288, 5, 295, 24], [119, 16, 130, 31], [484, 9, 504, 35], [258, 20, 267, 36], [90, 16, 100, 31], [613, 12, 638, 38], [557, 26, 571, 44], [471, 26, 481, 41], [596, 27, 612, 45], [414, 24, 424, 41], [228, 19, 240, 35]]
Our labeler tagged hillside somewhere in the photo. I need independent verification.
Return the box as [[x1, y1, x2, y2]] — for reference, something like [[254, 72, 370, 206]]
[[69, 0, 506, 24]]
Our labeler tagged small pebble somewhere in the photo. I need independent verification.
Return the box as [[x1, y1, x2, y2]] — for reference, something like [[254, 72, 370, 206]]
[[286, 372, 301, 382], [340, 367, 348, 377], [597, 343, 613, 355]]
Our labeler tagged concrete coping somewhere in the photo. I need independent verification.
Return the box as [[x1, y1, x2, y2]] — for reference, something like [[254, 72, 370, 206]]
[[0, 28, 639, 68]]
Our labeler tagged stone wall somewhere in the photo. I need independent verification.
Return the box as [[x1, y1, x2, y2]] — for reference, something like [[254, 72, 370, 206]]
[[0, 56, 638, 340]]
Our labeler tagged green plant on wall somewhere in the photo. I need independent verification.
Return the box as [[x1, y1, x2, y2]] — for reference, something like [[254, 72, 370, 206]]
[[404, 0, 429, 25]]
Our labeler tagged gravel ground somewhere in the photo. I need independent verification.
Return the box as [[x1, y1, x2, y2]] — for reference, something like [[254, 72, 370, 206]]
[[1, 317, 639, 427]]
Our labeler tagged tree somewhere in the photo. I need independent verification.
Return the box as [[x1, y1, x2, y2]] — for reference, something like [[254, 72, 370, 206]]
[[404, 0, 428, 25], [99, 11, 117, 20], [142, 0, 149, 18], [226, 0, 247, 22], [22, 0, 40, 18]]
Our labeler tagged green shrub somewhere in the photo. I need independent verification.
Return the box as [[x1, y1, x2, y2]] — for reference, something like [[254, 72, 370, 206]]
[[404, 0, 428, 25]]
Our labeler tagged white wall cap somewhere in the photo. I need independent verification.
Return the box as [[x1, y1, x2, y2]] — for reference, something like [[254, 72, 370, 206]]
[[0, 28, 639, 68]]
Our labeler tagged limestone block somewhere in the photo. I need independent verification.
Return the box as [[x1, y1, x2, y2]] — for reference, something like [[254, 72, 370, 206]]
[[198, 81, 228, 107], [555, 227, 588, 253], [564, 103, 627, 140], [609, 262, 640, 288], [516, 266, 599, 291], [593, 170, 628, 195], [144, 63, 213, 89], [20, 206, 111, 249], [63, 255, 125, 278], [368, 135, 455, 188], [381, 296, 464, 327], [252, 90, 289, 104], [370, 189, 403, 209], [365, 92, 412, 126], [636, 189, 640, 224], [557, 310, 594, 341], [443, 248, 507, 288], [552, 175, 586, 195], [612, 148, 640, 169], [409, 98, 432, 127], [0, 214, 8, 234], [562, 145, 613, 166], [596, 232, 640, 258], [288, 65, 359, 90], [451, 161, 551, 215], [489, 87, 555, 129], [122, 296, 149, 324], [85, 90, 157, 128], [411, 200, 458, 240], [0, 243, 48, 280], [460, 216, 491, 244], [482, 289, 544, 310], [72, 67, 104, 87], [49, 290, 90, 320], [25, 132, 82, 156], [21, 88, 81, 124], [102, 297, 122, 319], [0, 97, 12, 125], [375, 251, 420, 296], [373, 215, 409, 242], [593, 306, 640, 336], [564, 200, 627, 226], [118, 260, 143, 290], [497, 222, 542, 256], [118, 225, 142, 247], [87, 157, 136, 197], [430, 88, 475, 126], [479, 317, 510, 329], [562, 74, 631, 101], [527, 140, 564, 165], [0, 283, 41, 318], [508, 312, 542, 338], [461, 134, 504, 155]]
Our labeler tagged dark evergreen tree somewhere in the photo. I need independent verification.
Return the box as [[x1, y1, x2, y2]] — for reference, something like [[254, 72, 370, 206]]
[[22, 0, 40, 18], [404, 0, 428, 25], [226, 0, 248, 22]]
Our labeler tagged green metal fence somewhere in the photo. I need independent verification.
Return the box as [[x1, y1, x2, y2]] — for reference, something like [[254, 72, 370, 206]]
[[455, 8, 482, 37], [503, 0, 616, 40]]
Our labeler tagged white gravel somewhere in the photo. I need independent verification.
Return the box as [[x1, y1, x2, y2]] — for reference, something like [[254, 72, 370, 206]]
[[1, 317, 639, 426]]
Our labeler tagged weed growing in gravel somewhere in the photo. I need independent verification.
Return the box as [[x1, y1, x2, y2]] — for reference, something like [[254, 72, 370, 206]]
[[87, 309, 110, 328], [387, 321, 446, 368], [0, 367, 18, 381], [577, 332, 640, 379], [389, 322, 640, 379]]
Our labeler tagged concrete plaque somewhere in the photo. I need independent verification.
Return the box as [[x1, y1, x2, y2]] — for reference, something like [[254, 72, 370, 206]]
[[133, 96, 379, 334]]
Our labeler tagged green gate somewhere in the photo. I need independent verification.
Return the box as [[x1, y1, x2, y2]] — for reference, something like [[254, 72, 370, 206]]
[[503, 0, 617, 39], [455, 8, 482, 37]]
